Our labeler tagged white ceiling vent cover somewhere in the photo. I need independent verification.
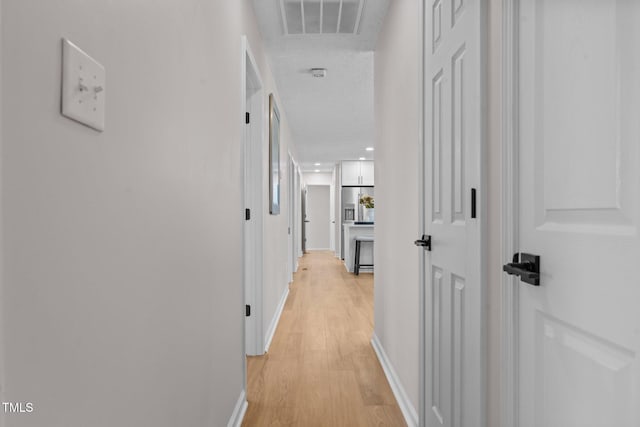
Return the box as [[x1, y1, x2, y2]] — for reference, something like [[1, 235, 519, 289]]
[[279, 0, 365, 35]]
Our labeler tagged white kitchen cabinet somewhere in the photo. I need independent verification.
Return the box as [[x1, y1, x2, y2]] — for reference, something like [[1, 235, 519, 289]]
[[360, 161, 374, 185], [341, 160, 374, 186]]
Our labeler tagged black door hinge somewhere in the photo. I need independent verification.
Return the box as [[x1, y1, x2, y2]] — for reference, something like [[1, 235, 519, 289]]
[[245, 208, 251, 220], [245, 112, 250, 124], [245, 304, 251, 317]]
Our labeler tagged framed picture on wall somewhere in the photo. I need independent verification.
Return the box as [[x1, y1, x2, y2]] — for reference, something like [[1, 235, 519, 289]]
[[269, 93, 281, 215]]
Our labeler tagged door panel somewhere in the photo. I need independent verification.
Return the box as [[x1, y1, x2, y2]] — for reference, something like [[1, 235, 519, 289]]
[[517, 1, 640, 426], [360, 161, 375, 185], [341, 161, 361, 186], [306, 185, 331, 250], [423, 0, 483, 425]]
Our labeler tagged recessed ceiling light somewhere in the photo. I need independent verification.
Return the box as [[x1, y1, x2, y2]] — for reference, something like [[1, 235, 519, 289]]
[[366, 147, 374, 151], [359, 157, 366, 160], [314, 163, 321, 166], [314, 169, 320, 173], [311, 68, 327, 78]]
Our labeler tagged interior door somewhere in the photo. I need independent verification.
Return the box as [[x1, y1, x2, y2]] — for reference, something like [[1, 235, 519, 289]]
[[422, 0, 483, 425], [301, 188, 307, 253], [514, 1, 640, 426], [306, 185, 331, 250]]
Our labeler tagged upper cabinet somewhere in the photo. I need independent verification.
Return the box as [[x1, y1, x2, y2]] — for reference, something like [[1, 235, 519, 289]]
[[341, 160, 374, 186], [341, 161, 361, 186], [360, 161, 374, 186]]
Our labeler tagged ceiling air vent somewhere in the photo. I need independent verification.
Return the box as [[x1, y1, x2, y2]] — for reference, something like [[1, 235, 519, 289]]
[[279, 0, 365, 35]]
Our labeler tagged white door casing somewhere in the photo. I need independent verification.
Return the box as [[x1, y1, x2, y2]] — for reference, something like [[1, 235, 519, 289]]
[[421, 1, 484, 426], [503, 1, 640, 426], [288, 154, 295, 283], [242, 37, 264, 357]]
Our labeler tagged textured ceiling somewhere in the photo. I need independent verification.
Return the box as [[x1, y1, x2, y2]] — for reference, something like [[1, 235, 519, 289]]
[[251, 0, 390, 172]]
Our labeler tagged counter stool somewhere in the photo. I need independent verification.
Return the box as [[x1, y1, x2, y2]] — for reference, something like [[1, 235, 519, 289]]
[[354, 235, 374, 275]]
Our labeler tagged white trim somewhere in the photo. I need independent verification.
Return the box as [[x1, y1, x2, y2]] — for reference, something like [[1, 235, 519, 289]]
[[241, 36, 265, 358], [417, 0, 427, 426], [226, 389, 248, 427], [0, 2, 5, 425], [501, 1, 519, 426], [371, 334, 419, 427], [264, 287, 289, 353]]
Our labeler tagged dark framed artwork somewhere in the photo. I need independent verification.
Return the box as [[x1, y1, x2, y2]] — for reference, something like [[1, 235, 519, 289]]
[[269, 93, 281, 215]]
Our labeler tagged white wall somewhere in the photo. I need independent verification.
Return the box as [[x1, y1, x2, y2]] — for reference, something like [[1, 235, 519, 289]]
[[302, 171, 333, 186], [0, 1, 294, 426], [375, 1, 504, 425], [237, 1, 299, 353], [373, 0, 421, 413]]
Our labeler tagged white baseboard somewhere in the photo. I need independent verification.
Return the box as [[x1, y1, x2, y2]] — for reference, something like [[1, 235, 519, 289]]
[[371, 334, 419, 427], [227, 389, 248, 427], [264, 287, 289, 353]]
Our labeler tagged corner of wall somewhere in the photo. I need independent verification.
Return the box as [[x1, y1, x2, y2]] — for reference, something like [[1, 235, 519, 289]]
[[226, 389, 248, 427], [371, 334, 419, 427]]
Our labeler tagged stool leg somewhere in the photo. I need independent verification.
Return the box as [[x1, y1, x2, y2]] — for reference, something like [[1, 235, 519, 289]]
[[354, 240, 360, 275]]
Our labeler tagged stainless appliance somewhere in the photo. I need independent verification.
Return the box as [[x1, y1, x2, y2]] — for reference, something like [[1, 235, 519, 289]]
[[341, 186, 374, 259]]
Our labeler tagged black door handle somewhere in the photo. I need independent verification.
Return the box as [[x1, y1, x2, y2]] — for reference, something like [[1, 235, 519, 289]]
[[414, 235, 432, 251], [304, 220, 310, 223], [503, 253, 540, 286]]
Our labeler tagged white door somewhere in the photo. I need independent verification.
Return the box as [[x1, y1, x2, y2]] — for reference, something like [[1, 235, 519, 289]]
[[421, 0, 483, 426], [306, 185, 331, 250], [243, 40, 264, 357], [512, 1, 640, 426], [360, 161, 375, 186]]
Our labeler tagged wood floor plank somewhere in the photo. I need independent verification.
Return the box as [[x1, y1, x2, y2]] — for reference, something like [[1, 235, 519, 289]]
[[244, 251, 406, 427]]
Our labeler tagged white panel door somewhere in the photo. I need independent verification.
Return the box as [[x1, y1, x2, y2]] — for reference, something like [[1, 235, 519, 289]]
[[341, 161, 361, 186], [422, 0, 483, 426], [306, 185, 331, 250], [360, 161, 375, 186], [515, 1, 640, 426]]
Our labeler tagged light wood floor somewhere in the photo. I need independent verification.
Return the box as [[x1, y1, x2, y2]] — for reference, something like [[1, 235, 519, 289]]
[[242, 251, 407, 427]]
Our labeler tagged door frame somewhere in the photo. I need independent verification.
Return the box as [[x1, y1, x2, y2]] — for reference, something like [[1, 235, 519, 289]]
[[418, 1, 488, 425], [287, 153, 296, 282], [500, 2, 519, 426], [500, 0, 520, 427], [241, 36, 265, 358]]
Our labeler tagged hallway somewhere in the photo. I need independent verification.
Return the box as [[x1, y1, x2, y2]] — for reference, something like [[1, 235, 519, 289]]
[[243, 252, 405, 426]]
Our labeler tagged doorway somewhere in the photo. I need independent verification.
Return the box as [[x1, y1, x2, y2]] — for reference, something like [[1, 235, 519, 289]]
[[242, 37, 264, 357], [305, 185, 331, 251], [287, 155, 296, 282]]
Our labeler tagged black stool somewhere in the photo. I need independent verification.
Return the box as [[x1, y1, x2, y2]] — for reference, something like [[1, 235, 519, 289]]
[[354, 235, 374, 275]]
